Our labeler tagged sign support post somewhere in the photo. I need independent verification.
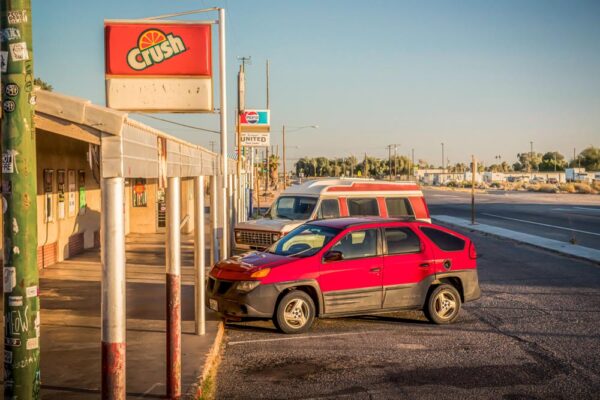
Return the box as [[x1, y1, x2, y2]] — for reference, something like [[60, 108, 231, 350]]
[[218, 7, 229, 259], [1, 1, 42, 397]]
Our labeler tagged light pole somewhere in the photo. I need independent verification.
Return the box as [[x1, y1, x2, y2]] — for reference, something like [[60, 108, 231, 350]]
[[530, 141, 534, 173], [282, 125, 318, 189], [441, 142, 445, 172]]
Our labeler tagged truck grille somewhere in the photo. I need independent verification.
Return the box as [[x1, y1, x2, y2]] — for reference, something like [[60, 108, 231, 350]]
[[236, 230, 274, 248]]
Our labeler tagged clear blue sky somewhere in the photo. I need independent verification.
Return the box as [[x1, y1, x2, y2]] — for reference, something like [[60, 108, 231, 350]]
[[32, 0, 600, 167]]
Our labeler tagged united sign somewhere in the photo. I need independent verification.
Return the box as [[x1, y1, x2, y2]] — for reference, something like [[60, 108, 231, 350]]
[[105, 20, 213, 112]]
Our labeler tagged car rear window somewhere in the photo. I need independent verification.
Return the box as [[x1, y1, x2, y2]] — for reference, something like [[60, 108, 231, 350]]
[[347, 198, 379, 216], [385, 197, 414, 218], [385, 228, 420, 254], [420, 227, 465, 251]]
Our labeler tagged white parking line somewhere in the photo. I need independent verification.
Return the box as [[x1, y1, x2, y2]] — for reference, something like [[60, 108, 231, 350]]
[[481, 213, 600, 237], [228, 330, 381, 346]]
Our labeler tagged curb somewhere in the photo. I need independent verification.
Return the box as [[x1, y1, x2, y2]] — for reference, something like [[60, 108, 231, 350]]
[[433, 217, 600, 266], [187, 321, 225, 399]]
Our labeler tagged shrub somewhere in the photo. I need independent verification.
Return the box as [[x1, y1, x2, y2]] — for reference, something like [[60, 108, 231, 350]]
[[559, 183, 576, 193], [573, 183, 594, 194], [538, 184, 559, 193]]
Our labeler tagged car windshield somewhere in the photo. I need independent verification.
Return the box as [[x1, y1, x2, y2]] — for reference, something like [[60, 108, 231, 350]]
[[269, 196, 317, 220], [267, 225, 340, 257]]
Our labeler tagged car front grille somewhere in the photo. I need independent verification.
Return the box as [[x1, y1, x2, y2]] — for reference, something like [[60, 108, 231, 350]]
[[236, 230, 274, 248], [208, 277, 234, 296]]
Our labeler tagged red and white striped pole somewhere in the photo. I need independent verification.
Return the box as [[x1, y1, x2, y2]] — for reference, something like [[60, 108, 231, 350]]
[[101, 177, 126, 399], [166, 176, 182, 398]]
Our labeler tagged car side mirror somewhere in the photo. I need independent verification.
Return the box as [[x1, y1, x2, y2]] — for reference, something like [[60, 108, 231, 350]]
[[323, 250, 343, 263]]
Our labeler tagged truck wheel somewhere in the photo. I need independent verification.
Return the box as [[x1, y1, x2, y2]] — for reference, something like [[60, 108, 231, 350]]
[[425, 284, 461, 324], [274, 291, 315, 334]]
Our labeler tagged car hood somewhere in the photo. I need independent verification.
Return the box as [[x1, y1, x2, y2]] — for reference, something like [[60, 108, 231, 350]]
[[212, 252, 292, 280], [235, 218, 304, 233]]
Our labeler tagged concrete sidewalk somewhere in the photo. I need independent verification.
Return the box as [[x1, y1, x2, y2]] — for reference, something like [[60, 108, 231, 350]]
[[1, 278, 222, 399], [2, 233, 224, 399], [433, 215, 600, 264]]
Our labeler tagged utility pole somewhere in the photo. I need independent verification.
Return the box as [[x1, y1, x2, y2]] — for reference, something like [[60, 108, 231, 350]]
[[265, 147, 269, 194], [266, 59, 270, 109], [387, 145, 392, 180], [209, 140, 215, 153], [282, 125, 287, 189], [471, 155, 476, 225], [236, 58, 249, 217], [1, 1, 41, 397], [411, 148, 415, 181]]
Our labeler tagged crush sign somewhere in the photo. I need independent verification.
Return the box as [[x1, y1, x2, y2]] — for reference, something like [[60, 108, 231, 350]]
[[104, 21, 214, 112]]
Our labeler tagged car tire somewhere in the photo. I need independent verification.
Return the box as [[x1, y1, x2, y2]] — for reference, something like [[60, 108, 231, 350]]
[[424, 284, 462, 324], [274, 290, 315, 334]]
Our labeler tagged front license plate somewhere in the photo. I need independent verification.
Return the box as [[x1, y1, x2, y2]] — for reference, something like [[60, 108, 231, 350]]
[[209, 299, 218, 311]]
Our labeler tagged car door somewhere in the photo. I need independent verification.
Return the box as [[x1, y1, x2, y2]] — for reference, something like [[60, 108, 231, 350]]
[[381, 226, 436, 309], [318, 228, 383, 314]]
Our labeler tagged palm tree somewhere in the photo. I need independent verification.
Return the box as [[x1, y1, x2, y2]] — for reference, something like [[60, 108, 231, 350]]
[[269, 154, 280, 189]]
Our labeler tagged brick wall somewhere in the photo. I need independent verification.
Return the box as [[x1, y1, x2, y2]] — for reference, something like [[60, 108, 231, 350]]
[[37, 242, 58, 269]]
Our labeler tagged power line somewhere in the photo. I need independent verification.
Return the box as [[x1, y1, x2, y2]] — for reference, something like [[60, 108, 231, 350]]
[[132, 113, 220, 134]]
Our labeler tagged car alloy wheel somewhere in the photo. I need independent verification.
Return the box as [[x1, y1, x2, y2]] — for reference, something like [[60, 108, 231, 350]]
[[283, 298, 309, 328], [425, 284, 462, 324], [433, 289, 458, 320], [274, 290, 316, 334]]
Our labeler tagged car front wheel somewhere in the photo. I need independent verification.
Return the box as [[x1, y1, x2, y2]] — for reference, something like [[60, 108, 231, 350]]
[[424, 284, 462, 324], [274, 291, 315, 334]]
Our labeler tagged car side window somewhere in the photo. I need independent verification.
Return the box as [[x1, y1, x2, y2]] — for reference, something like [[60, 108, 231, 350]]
[[420, 227, 465, 251], [331, 229, 378, 260], [347, 198, 379, 216], [385, 197, 414, 218], [385, 228, 421, 255], [317, 199, 340, 219]]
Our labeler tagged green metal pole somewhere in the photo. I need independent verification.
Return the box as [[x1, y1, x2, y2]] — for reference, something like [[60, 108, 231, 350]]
[[1, 1, 41, 398]]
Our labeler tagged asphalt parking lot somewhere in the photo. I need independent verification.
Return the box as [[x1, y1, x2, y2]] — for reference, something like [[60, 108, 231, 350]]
[[215, 227, 600, 399]]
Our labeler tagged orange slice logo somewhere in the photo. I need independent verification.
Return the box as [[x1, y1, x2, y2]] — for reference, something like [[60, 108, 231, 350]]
[[138, 29, 167, 50]]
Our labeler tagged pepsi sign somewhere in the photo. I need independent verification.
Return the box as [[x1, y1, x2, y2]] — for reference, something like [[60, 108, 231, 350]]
[[240, 109, 270, 132]]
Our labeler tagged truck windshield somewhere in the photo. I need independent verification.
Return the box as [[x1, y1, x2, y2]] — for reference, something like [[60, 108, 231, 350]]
[[267, 225, 340, 257], [269, 196, 317, 220]]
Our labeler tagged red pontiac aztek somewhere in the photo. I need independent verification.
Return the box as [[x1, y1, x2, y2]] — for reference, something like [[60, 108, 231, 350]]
[[207, 217, 480, 333]]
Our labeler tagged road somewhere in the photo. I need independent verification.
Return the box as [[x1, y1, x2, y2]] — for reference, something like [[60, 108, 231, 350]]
[[424, 189, 600, 250], [215, 228, 600, 399]]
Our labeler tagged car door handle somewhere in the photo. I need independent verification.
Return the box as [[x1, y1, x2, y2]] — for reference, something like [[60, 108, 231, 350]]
[[370, 267, 381, 273], [419, 263, 430, 268]]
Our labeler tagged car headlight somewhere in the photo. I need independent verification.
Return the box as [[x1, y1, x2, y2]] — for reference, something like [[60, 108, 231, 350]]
[[236, 281, 261, 293], [235, 230, 242, 239], [272, 233, 281, 242]]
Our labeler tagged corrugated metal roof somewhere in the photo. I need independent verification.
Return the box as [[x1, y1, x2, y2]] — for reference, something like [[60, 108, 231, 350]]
[[35, 89, 236, 178]]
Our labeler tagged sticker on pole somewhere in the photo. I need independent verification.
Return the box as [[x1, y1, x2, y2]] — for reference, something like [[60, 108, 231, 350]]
[[3, 267, 16, 293], [2, 150, 18, 173], [0, 51, 8, 73], [8, 41, 28, 61], [7, 10, 28, 25]]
